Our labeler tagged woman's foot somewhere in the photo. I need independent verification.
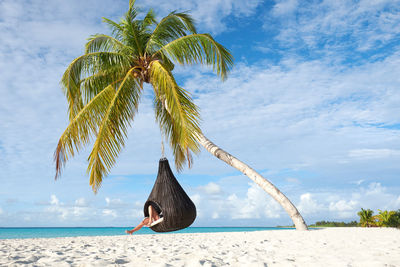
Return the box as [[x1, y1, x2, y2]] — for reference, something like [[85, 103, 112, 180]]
[[125, 230, 132, 235]]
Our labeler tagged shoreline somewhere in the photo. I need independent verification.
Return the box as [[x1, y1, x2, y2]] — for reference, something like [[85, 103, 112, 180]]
[[0, 226, 294, 240], [1, 228, 399, 266]]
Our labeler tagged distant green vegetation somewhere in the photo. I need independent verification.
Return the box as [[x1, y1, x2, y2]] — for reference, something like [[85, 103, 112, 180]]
[[309, 220, 358, 227], [358, 208, 400, 228], [306, 209, 400, 228]]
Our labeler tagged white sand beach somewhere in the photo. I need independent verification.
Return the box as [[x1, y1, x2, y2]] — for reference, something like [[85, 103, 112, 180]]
[[0, 227, 399, 266]]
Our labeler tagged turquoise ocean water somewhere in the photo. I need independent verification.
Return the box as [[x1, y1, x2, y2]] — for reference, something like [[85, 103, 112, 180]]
[[0, 227, 293, 240]]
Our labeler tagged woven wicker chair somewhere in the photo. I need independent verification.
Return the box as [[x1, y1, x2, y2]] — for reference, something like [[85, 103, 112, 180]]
[[144, 158, 197, 232]]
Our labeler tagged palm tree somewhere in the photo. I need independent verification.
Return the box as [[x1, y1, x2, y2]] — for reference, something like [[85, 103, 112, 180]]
[[374, 209, 395, 227], [388, 209, 400, 228], [54, 0, 308, 231], [357, 208, 375, 227]]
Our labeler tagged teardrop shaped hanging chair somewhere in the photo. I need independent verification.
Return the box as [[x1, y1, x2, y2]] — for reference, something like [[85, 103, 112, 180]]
[[144, 158, 197, 232]]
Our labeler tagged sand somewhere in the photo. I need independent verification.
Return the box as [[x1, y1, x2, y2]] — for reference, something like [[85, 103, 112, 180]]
[[0, 227, 399, 266]]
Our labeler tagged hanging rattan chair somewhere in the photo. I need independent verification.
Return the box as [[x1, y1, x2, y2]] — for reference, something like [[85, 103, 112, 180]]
[[143, 158, 197, 232]]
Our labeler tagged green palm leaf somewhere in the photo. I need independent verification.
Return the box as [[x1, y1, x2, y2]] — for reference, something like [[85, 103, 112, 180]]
[[85, 34, 133, 54], [150, 60, 201, 170], [142, 9, 157, 29], [102, 17, 125, 42], [154, 90, 199, 170], [146, 11, 197, 53], [79, 65, 130, 103], [61, 51, 131, 118], [157, 33, 233, 80], [120, 7, 150, 56], [87, 69, 142, 192], [54, 85, 116, 179], [129, 0, 135, 10]]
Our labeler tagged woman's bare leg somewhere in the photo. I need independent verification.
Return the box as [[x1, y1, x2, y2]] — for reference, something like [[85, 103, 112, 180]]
[[148, 205, 154, 225], [148, 205, 160, 225], [126, 217, 149, 235]]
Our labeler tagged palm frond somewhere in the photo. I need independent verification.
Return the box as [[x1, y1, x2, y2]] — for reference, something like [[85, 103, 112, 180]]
[[85, 34, 133, 54], [54, 85, 116, 179], [142, 9, 157, 29], [61, 51, 131, 118], [102, 18, 124, 41], [87, 69, 142, 192], [120, 18, 145, 56], [126, 2, 138, 22], [146, 12, 197, 53], [154, 94, 198, 170], [150, 60, 201, 170], [120, 1, 155, 57], [79, 65, 129, 103], [103, 15, 150, 56], [129, 0, 136, 10], [157, 33, 234, 80]]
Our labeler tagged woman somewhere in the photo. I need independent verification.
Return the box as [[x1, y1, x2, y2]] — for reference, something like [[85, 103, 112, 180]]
[[125, 204, 163, 234]]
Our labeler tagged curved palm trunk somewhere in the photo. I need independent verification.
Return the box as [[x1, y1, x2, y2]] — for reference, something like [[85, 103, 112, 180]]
[[198, 133, 308, 231]]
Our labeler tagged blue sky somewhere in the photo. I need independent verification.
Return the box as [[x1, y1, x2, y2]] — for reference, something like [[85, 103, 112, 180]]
[[0, 0, 399, 227]]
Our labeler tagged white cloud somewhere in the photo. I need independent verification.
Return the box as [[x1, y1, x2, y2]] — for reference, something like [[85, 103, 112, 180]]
[[189, 194, 203, 219], [50, 195, 60, 206], [130, 209, 145, 219], [353, 179, 365, 186], [198, 182, 221, 195], [365, 182, 385, 196], [185, 54, 400, 175], [0, 207, 3, 215], [292, 182, 400, 222], [105, 197, 124, 206], [329, 200, 358, 218], [253, 45, 273, 54], [134, 201, 144, 208], [138, 0, 262, 34], [330, 200, 356, 212], [267, 0, 400, 61], [395, 196, 400, 207], [297, 193, 324, 215], [73, 207, 88, 217], [75, 198, 88, 207], [190, 194, 201, 205], [102, 209, 117, 218], [212, 212, 219, 219], [227, 194, 244, 218], [348, 149, 400, 160], [227, 183, 282, 219], [189, 177, 286, 225], [46, 195, 69, 220], [272, 0, 298, 16], [42, 195, 93, 223]]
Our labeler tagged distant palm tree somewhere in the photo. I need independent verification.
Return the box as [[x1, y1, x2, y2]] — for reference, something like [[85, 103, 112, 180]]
[[55, 0, 308, 230], [357, 208, 375, 227], [374, 209, 395, 227], [388, 209, 400, 228]]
